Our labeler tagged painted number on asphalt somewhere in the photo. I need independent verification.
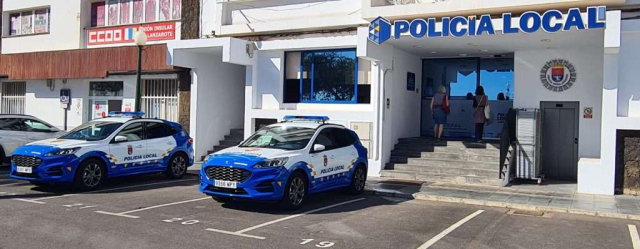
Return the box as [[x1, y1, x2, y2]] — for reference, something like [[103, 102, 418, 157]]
[[300, 239, 335, 248], [162, 217, 200, 225]]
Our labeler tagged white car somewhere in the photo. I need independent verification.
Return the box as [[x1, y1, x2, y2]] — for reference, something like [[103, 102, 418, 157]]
[[0, 115, 65, 162], [200, 116, 369, 210]]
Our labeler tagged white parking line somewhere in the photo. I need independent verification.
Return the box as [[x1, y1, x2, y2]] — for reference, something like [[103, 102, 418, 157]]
[[14, 198, 46, 204], [206, 198, 366, 240], [629, 225, 640, 249], [417, 210, 485, 249], [205, 228, 266, 240], [237, 198, 366, 234], [29, 179, 196, 202], [0, 182, 22, 187], [95, 197, 210, 219]]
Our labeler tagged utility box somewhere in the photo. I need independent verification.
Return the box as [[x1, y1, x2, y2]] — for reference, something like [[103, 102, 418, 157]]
[[351, 122, 372, 159], [515, 109, 541, 180]]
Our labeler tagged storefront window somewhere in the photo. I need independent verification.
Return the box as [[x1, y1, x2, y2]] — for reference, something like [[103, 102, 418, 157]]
[[89, 82, 124, 97], [91, 2, 106, 27], [7, 9, 49, 36], [89, 0, 181, 27], [423, 57, 513, 100], [480, 59, 514, 100]]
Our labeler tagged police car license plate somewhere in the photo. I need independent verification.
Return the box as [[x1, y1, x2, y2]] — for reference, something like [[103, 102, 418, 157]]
[[17, 166, 32, 174], [215, 180, 237, 189]]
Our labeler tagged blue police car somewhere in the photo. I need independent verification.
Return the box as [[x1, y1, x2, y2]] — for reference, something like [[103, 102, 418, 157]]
[[10, 112, 194, 190], [200, 116, 368, 209]]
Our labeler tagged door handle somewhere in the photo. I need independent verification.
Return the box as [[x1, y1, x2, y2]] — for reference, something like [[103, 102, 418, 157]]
[[330, 155, 336, 159], [574, 138, 578, 144], [136, 145, 144, 148]]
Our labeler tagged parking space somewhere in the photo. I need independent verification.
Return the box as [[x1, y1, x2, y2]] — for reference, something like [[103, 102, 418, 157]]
[[2, 166, 640, 249]]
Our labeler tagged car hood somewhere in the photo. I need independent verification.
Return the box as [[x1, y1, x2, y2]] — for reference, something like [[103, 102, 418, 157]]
[[206, 147, 299, 167], [27, 138, 96, 149]]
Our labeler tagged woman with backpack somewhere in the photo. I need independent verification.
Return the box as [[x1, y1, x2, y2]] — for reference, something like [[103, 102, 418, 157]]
[[431, 86, 449, 141]]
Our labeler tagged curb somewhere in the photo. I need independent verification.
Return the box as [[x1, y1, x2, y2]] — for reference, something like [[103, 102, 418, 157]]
[[364, 188, 638, 221]]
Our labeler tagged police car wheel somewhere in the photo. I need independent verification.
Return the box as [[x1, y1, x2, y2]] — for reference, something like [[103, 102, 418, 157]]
[[166, 154, 187, 179], [281, 172, 307, 210], [348, 165, 367, 195], [74, 159, 104, 191]]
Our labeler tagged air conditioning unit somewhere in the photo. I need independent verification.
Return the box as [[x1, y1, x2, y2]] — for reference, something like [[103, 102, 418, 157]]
[[515, 108, 541, 181]]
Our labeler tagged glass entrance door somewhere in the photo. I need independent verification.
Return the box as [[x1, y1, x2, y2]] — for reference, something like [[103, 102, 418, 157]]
[[420, 57, 514, 139]]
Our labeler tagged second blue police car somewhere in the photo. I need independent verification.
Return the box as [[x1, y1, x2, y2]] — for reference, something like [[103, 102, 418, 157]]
[[200, 116, 368, 210], [9, 112, 194, 190]]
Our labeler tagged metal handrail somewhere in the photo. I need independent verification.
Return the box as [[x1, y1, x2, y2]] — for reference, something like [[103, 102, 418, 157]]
[[499, 108, 517, 179]]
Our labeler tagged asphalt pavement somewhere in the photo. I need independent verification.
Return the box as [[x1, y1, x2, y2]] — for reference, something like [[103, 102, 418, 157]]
[[1, 167, 639, 249]]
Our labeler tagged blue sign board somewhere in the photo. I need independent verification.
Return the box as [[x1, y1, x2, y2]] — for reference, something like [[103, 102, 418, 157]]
[[60, 89, 70, 104], [369, 6, 607, 45]]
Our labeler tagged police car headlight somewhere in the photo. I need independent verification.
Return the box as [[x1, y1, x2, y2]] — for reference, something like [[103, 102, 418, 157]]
[[45, 147, 80, 157], [203, 154, 212, 162], [254, 157, 289, 169]]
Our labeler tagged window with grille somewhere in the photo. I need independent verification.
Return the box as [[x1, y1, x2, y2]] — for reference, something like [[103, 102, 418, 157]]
[[1, 82, 26, 114], [141, 79, 179, 122]]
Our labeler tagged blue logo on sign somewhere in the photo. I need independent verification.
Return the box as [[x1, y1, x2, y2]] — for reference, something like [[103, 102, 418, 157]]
[[369, 17, 391, 45]]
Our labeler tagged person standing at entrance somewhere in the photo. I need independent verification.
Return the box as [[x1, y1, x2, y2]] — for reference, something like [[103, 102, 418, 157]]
[[431, 86, 449, 141], [473, 86, 488, 142]]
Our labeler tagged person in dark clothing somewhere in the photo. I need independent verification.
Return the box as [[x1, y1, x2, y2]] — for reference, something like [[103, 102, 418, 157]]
[[473, 86, 488, 142]]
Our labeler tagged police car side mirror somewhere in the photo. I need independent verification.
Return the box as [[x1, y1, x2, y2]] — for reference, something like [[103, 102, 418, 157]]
[[114, 135, 128, 143], [313, 144, 326, 153]]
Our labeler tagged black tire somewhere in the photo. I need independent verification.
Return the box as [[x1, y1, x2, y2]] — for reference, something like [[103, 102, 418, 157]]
[[348, 164, 367, 195], [280, 172, 307, 210], [165, 153, 188, 179], [211, 196, 233, 203], [73, 159, 105, 191]]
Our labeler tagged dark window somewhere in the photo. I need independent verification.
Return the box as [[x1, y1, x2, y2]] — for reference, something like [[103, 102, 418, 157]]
[[91, 1, 106, 27], [145, 122, 171, 139], [23, 119, 52, 132], [116, 123, 144, 142], [89, 81, 123, 96], [313, 128, 336, 151], [333, 128, 356, 147], [0, 118, 26, 131], [284, 49, 370, 104]]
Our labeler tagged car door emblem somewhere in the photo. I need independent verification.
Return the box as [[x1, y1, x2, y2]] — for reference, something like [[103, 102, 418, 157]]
[[323, 155, 328, 167], [127, 145, 133, 155]]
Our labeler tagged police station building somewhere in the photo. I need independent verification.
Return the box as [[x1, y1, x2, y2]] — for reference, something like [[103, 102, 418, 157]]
[[167, 0, 640, 195]]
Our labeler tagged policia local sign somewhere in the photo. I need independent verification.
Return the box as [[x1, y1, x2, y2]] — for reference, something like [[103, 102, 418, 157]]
[[368, 6, 607, 45]]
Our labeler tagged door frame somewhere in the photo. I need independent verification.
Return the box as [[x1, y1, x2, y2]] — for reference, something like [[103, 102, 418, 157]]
[[540, 101, 580, 181]]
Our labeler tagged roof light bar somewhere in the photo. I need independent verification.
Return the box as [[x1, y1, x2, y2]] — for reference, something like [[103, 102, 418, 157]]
[[283, 116, 330, 123], [108, 111, 145, 118]]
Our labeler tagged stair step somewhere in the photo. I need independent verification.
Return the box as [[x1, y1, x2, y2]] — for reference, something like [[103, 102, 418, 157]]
[[224, 134, 244, 141], [230, 129, 244, 135], [387, 158, 497, 169], [380, 170, 502, 186], [398, 137, 500, 145], [219, 140, 241, 146], [390, 152, 499, 162], [385, 164, 498, 178], [213, 145, 234, 151], [392, 145, 499, 155], [394, 143, 500, 152]]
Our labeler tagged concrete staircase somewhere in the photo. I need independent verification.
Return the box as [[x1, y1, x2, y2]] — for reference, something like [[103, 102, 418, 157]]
[[381, 137, 502, 186], [201, 129, 244, 161]]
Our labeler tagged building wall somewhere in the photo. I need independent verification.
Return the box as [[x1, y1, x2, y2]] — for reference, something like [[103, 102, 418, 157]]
[[514, 48, 604, 158], [210, 0, 366, 36], [190, 54, 246, 159], [2, 0, 83, 54], [617, 19, 640, 117]]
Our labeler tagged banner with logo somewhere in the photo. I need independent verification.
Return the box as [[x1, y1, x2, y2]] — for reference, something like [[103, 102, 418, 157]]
[[87, 22, 176, 46]]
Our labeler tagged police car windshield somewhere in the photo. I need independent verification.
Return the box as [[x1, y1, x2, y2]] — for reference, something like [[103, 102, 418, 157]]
[[60, 121, 123, 141], [239, 126, 316, 151]]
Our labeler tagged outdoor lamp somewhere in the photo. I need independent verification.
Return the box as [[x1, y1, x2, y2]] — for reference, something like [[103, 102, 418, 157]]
[[133, 29, 148, 46]]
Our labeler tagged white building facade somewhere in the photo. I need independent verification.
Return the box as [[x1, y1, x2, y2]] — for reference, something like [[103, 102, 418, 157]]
[[0, 0, 189, 130], [168, 0, 640, 195]]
